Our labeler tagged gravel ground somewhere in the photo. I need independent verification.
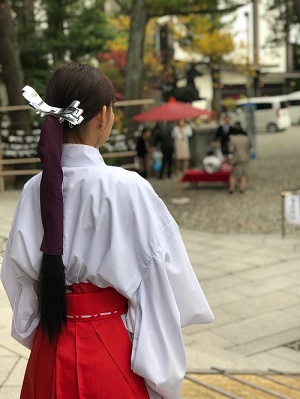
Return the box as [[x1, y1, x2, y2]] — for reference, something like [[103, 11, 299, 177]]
[[150, 125, 300, 236]]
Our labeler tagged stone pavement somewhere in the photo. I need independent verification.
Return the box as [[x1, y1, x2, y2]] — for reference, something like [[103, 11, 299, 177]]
[[1, 190, 300, 398]]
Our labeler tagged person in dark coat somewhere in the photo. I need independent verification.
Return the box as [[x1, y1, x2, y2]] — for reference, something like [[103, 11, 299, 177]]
[[136, 127, 151, 179], [153, 124, 174, 179], [214, 114, 235, 157]]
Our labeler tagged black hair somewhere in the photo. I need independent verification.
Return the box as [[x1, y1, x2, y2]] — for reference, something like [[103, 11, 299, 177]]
[[39, 254, 66, 341], [141, 127, 150, 136], [39, 63, 115, 341], [45, 62, 115, 138]]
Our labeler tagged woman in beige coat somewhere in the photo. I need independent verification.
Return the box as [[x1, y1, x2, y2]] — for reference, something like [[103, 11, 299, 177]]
[[172, 119, 193, 173]]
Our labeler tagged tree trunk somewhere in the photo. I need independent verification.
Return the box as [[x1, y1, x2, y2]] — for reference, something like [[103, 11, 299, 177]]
[[0, 0, 29, 134], [20, 0, 35, 23], [211, 65, 222, 117], [123, 0, 149, 131]]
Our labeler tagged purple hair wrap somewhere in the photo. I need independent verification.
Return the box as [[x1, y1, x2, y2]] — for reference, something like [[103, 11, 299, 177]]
[[38, 116, 64, 255], [21, 85, 84, 255]]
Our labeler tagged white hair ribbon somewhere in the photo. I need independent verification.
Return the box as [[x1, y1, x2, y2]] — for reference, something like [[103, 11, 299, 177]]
[[22, 85, 84, 126]]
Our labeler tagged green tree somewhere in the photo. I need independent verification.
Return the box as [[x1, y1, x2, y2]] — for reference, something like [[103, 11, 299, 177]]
[[11, 0, 51, 94], [8, 0, 114, 92], [1, 0, 115, 139]]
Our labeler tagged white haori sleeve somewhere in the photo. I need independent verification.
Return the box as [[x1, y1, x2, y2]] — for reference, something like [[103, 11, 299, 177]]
[[1, 187, 41, 349], [126, 225, 214, 399], [1, 237, 39, 349]]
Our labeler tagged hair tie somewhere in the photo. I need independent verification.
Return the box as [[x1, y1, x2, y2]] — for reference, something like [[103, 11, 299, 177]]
[[22, 86, 84, 126]]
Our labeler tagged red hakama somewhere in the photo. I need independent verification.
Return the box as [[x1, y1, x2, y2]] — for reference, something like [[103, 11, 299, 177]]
[[20, 283, 150, 399]]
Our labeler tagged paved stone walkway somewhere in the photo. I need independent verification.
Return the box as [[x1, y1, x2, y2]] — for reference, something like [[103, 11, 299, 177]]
[[1, 191, 300, 398]]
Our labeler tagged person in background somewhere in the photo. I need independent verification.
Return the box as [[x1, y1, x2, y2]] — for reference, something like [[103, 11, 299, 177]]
[[233, 121, 246, 135], [136, 127, 151, 179], [203, 150, 222, 174], [228, 126, 253, 194], [214, 114, 235, 158], [154, 123, 174, 179], [172, 119, 193, 174], [1, 62, 214, 399], [233, 121, 255, 149]]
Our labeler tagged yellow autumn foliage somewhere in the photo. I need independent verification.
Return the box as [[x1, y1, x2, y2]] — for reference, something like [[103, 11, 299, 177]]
[[107, 16, 130, 52], [108, 36, 128, 52], [108, 15, 130, 31], [196, 30, 234, 61], [176, 14, 235, 63]]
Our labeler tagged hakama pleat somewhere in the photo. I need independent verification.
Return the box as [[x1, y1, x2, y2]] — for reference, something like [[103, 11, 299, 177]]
[[20, 283, 150, 399]]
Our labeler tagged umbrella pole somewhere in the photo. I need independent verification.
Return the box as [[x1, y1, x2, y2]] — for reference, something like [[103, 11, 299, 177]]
[[176, 169, 183, 198], [170, 168, 190, 205]]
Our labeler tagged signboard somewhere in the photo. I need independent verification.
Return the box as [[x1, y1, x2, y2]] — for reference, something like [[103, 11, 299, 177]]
[[284, 194, 300, 224]]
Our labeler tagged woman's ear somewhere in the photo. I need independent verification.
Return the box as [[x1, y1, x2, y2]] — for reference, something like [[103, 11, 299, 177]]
[[95, 106, 107, 128]]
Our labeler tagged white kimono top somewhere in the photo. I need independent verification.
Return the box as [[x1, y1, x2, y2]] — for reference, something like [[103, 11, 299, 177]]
[[1, 144, 214, 399]]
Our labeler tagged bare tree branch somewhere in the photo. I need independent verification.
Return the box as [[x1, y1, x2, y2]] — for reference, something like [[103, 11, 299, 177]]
[[148, 2, 251, 18]]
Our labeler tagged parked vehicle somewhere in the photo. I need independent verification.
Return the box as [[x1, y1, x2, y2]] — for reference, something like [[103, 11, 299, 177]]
[[286, 91, 300, 125], [230, 96, 291, 132]]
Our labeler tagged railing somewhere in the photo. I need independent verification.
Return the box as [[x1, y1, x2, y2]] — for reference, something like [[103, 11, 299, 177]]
[[0, 151, 137, 192], [0, 99, 154, 192]]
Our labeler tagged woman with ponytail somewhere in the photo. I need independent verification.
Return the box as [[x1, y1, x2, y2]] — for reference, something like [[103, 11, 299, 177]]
[[1, 63, 213, 399]]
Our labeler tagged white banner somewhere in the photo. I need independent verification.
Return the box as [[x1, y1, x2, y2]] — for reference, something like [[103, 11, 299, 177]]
[[285, 195, 300, 225]]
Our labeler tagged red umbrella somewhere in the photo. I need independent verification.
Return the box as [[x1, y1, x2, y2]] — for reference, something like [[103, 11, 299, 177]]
[[132, 97, 213, 122]]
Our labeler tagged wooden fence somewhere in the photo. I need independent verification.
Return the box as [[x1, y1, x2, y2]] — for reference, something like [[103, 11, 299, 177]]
[[0, 151, 137, 192], [0, 98, 155, 191]]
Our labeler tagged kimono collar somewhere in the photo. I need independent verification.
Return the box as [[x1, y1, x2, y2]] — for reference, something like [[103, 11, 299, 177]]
[[61, 144, 105, 168]]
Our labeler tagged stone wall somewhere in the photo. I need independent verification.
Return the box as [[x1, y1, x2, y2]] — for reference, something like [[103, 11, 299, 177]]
[[189, 123, 218, 168]]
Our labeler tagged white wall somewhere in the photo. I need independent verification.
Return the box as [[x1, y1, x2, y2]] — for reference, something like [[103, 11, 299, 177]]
[[229, 0, 286, 73]]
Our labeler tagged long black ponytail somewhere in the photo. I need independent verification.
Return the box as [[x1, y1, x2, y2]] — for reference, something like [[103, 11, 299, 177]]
[[38, 254, 66, 341]]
